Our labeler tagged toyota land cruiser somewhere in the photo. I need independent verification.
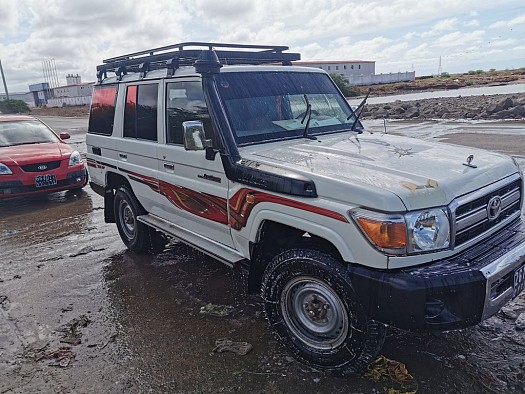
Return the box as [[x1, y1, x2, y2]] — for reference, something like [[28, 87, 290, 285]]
[[86, 42, 525, 374]]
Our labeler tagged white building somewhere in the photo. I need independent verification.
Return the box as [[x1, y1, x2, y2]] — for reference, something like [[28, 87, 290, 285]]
[[53, 83, 93, 98], [47, 75, 94, 107], [294, 60, 415, 86], [294, 60, 376, 79]]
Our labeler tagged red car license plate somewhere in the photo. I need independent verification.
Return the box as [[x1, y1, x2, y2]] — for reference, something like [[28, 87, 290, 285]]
[[35, 174, 57, 188], [513, 264, 525, 299]]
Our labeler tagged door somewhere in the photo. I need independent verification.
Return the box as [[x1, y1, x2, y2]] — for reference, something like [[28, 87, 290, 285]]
[[156, 79, 234, 247]]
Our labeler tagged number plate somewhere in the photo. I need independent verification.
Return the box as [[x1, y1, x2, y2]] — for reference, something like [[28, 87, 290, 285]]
[[513, 264, 525, 299], [35, 174, 57, 188]]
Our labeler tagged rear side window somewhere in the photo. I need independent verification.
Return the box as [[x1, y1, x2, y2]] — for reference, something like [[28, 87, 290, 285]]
[[124, 84, 158, 141], [88, 85, 118, 135]]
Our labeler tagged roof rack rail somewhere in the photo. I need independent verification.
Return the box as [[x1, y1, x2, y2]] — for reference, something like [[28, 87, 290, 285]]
[[96, 42, 301, 82]]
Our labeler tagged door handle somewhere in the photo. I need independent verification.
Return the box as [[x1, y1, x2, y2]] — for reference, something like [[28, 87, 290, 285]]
[[164, 163, 175, 171], [119, 153, 127, 159]]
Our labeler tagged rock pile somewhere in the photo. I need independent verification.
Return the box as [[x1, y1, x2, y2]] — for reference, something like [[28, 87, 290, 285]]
[[362, 93, 525, 121]]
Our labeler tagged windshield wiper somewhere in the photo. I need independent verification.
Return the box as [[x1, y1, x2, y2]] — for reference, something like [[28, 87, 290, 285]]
[[301, 94, 317, 140], [347, 88, 371, 132]]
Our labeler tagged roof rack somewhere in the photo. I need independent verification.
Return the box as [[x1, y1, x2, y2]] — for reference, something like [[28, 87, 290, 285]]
[[96, 42, 301, 82]]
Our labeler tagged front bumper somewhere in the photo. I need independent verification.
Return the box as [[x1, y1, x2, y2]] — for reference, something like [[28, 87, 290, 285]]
[[348, 217, 525, 332], [0, 168, 88, 198]]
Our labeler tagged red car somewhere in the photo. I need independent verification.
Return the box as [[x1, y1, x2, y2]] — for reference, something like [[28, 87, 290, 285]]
[[0, 115, 88, 199]]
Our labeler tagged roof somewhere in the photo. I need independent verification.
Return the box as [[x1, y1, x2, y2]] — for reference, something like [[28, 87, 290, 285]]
[[0, 115, 36, 122], [293, 60, 375, 65]]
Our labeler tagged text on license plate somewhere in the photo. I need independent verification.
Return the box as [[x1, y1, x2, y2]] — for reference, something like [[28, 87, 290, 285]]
[[35, 174, 57, 188], [514, 264, 525, 299]]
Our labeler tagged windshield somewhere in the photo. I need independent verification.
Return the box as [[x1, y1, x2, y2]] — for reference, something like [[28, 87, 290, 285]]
[[216, 71, 358, 145], [0, 120, 59, 147]]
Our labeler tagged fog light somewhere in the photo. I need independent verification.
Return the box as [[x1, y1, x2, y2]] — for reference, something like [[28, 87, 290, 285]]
[[425, 299, 445, 319]]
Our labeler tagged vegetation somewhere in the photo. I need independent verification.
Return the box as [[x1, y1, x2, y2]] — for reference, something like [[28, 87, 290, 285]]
[[0, 99, 30, 114], [329, 73, 360, 97]]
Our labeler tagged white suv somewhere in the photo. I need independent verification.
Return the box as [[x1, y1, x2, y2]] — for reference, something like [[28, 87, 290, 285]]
[[87, 42, 525, 374]]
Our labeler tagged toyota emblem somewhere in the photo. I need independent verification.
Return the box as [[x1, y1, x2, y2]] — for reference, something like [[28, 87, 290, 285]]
[[487, 196, 502, 221], [37, 164, 48, 171]]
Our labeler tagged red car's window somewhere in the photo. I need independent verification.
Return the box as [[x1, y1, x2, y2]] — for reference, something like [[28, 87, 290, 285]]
[[0, 121, 59, 147]]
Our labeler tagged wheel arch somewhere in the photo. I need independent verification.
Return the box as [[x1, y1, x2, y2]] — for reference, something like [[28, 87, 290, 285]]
[[103, 171, 133, 223], [246, 212, 354, 294]]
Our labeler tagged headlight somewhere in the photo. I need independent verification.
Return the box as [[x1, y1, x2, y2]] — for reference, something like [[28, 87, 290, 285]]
[[350, 207, 450, 256], [405, 208, 450, 253], [0, 162, 12, 175], [68, 151, 82, 166]]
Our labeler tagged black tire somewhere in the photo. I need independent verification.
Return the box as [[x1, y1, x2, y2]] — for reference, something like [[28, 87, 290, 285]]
[[262, 248, 386, 375], [114, 186, 152, 254]]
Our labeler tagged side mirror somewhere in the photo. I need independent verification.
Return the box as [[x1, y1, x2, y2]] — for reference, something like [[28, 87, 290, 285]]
[[183, 121, 211, 151], [60, 132, 71, 140]]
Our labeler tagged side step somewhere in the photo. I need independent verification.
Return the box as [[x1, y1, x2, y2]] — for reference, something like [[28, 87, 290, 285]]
[[137, 214, 246, 267]]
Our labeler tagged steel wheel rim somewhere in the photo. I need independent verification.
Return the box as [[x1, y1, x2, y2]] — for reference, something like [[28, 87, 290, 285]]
[[281, 276, 349, 350], [118, 199, 136, 240]]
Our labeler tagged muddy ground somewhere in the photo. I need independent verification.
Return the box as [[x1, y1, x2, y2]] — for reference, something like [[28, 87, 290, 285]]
[[1, 117, 525, 394]]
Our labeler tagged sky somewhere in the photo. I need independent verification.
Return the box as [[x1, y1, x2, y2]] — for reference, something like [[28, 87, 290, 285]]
[[1, 0, 524, 93]]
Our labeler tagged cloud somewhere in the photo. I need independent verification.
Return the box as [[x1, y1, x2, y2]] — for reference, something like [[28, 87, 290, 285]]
[[464, 19, 480, 27], [432, 30, 485, 48], [1, 0, 524, 92], [422, 18, 459, 38], [488, 14, 525, 29]]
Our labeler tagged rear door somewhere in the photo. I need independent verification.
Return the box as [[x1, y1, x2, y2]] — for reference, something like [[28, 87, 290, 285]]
[[115, 82, 160, 212], [156, 78, 234, 247]]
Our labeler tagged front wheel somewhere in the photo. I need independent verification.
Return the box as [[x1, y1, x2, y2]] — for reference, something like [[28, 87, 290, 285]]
[[262, 248, 386, 375], [114, 186, 152, 254]]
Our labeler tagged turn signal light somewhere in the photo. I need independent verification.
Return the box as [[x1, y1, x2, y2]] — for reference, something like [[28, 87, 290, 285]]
[[355, 216, 407, 249]]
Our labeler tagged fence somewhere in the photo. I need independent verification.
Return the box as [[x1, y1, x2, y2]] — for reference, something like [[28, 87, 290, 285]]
[[46, 96, 92, 108], [348, 72, 415, 86]]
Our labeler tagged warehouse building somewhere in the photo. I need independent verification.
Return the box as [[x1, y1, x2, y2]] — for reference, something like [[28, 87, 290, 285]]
[[294, 60, 415, 86]]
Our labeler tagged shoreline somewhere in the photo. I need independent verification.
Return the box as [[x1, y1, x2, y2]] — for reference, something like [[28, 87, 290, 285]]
[[361, 92, 525, 121]]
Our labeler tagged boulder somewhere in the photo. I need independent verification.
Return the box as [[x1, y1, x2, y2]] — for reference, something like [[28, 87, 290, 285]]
[[486, 103, 503, 114], [492, 109, 513, 119], [498, 97, 515, 109], [404, 108, 420, 119], [510, 105, 525, 117]]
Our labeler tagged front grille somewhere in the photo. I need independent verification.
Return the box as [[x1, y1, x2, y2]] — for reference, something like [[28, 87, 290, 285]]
[[454, 177, 522, 247], [20, 160, 61, 172]]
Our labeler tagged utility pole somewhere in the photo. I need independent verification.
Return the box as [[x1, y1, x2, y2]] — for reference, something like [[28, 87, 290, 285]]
[[0, 58, 9, 100]]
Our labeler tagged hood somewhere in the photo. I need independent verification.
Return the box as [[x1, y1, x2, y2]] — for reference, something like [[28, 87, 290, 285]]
[[0, 142, 71, 165], [239, 133, 520, 211]]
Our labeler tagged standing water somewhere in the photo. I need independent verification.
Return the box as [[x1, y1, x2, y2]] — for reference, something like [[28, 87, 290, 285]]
[[348, 83, 525, 105]]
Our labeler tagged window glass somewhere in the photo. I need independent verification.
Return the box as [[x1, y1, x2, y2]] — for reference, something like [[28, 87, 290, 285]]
[[88, 85, 118, 135], [137, 84, 158, 141], [216, 72, 356, 145], [123, 84, 158, 141], [124, 85, 137, 138], [165, 81, 212, 145], [0, 121, 59, 147]]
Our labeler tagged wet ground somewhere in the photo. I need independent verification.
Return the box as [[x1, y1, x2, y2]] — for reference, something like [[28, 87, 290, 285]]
[[1, 117, 524, 393]]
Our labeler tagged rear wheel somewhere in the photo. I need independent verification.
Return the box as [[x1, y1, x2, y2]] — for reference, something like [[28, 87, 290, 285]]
[[262, 248, 386, 375], [114, 186, 152, 254]]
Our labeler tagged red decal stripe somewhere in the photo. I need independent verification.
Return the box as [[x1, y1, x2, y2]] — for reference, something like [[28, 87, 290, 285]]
[[118, 170, 347, 230], [229, 189, 348, 230]]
